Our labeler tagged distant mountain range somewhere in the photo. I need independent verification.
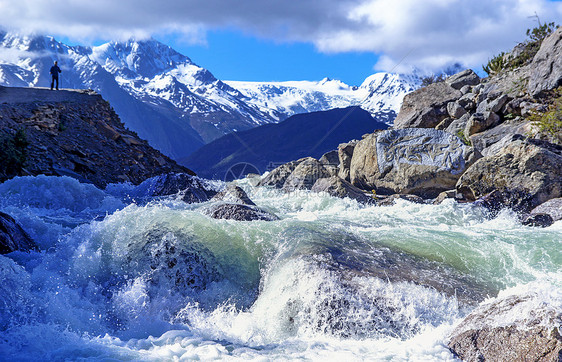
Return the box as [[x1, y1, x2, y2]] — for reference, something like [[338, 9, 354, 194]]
[[182, 106, 388, 180], [0, 32, 420, 160], [226, 72, 420, 125]]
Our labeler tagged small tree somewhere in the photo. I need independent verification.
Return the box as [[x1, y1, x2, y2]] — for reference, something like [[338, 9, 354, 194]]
[[483, 21, 558, 75], [420, 74, 446, 87]]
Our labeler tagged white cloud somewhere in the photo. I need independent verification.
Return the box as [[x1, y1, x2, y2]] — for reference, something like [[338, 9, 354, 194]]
[[318, 0, 562, 72], [0, 48, 48, 64], [0, 0, 561, 73]]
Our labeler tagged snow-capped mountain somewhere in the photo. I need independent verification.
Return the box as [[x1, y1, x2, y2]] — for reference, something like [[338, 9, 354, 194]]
[[227, 73, 420, 125], [358, 72, 421, 122], [226, 78, 360, 119], [0, 32, 207, 159], [89, 40, 277, 143], [0, 32, 420, 160]]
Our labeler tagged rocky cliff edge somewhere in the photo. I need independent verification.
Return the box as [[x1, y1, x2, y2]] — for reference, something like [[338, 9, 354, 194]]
[[0, 86, 194, 187]]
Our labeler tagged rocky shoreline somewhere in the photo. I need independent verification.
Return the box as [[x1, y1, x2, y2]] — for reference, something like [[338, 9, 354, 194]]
[[257, 28, 562, 231]]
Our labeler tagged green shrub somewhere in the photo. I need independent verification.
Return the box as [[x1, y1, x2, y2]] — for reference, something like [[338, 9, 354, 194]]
[[420, 74, 446, 87], [483, 22, 558, 75], [0, 129, 29, 179], [529, 88, 562, 136], [456, 129, 471, 146], [483, 52, 506, 76]]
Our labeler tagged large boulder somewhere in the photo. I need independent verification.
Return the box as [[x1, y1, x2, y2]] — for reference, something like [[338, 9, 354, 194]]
[[456, 139, 562, 212], [464, 111, 500, 136], [211, 184, 255, 206], [528, 27, 562, 96], [319, 150, 339, 166], [528, 198, 562, 223], [337, 140, 358, 182], [448, 292, 562, 362], [444, 113, 471, 137], [258, 159, 303, 188], [318, 150, 339, 177], [393, 82, 462, 129], [311, 176, 374, 204], [146, 173, 217, 203], [282, 157, 332, 191], [469, 124, 532, 156], [349, 129, 478, 198], [445, 69, 480, 90], [0, 212, 38, 254]]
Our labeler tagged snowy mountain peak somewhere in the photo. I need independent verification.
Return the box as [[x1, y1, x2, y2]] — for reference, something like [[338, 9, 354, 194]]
[[91, 38, 194, 79]]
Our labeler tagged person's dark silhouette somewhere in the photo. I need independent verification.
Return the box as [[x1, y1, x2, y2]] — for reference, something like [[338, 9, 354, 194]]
[[50, 61, 61, 90]]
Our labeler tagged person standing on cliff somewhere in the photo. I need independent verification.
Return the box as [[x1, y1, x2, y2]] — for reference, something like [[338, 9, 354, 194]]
[[50, 61, 61, 90]]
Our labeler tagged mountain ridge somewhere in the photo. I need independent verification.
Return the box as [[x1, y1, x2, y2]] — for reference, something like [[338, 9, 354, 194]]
[[182, 106, 389, 180]]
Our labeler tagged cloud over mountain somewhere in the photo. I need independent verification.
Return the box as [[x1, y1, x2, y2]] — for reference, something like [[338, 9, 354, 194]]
[[1, 0, 561, 72]]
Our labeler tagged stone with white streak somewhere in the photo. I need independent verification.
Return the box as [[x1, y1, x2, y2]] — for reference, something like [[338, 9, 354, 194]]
[[350, 128, 478, 198]]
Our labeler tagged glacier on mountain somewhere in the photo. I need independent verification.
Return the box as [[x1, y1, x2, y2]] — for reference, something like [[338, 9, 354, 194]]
[[227, 73, 420, 125]]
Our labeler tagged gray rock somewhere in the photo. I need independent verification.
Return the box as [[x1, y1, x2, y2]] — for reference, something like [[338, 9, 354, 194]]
[[521, 213, 554, 227], [477, 133, 523, 157], [319, 151, 339, 177], [147, 173, 217, 203], [350, 129, 476, 198], [529, 198, 562, 222], [459, 85, 472, 95], [433, 190, 458, 204], [319, 150, 339, 166], [447, 101, 467, 119], [0, 212, 38, 254], [446, 69, 480, 90], [477, 94, 509, 114], [258, 158, 304, 188], [211, 184, 255, 206], [528, 27, 562, 96], [311, 176, 374, 204], [480, 65, 533, 99], [475, 124, 534, 156], [445, 113, 471, 137], [435, 117, 453, 131], [520, 101, 548, 117], [338, 140, 358, 182], [464, 112, 500, 136], [393, 82, 462, 129], [456, 139, 562, 212], [457, 93, 476, 110], [473, 84, 484, 94], [448, 293, 562, 362], [203, 203, 279, 221], [283, 157, 332, 191], [503, 98, 527, 116]]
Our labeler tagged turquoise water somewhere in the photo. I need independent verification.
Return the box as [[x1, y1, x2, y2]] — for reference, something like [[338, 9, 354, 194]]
[[0, 175, 560, 361]]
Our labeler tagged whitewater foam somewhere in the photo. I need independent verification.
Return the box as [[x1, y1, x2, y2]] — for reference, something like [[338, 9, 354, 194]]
[[0, 175, 560, 360]]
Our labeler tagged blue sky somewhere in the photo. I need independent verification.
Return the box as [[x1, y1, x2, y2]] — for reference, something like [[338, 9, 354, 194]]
[[1, 0, 562, 85], [155, 30, 381, 86]]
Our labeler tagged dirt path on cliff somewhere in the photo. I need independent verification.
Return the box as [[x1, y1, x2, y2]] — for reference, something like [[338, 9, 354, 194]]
[[0, 86, 98, 104]]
